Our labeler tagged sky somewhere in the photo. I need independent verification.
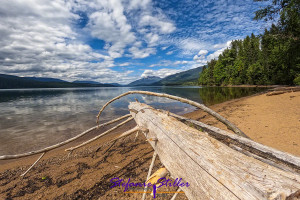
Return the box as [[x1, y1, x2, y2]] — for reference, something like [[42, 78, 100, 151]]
[[0, 0, 271, 84]]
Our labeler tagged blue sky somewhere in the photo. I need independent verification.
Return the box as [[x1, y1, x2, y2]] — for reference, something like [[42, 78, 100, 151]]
[[0, 0, 271, 84]]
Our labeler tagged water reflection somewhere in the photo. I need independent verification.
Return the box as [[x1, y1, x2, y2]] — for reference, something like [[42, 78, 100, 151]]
[[0, 86, 266, 155]]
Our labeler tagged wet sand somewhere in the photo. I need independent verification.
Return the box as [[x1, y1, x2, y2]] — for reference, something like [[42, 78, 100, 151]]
[[0, 88, 299, 199]]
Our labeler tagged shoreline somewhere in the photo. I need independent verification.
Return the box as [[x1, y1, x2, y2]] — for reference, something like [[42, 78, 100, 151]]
[[185, 88, 300, 156], [0, 87, 299, 199]]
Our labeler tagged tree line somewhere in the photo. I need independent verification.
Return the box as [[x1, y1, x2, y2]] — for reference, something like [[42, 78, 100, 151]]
[[199, 0, 300, 86]]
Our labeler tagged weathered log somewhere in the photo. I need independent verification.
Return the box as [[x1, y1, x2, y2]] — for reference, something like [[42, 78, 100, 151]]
[[165, 112, 300, 174], [129, 102, 300, 200]]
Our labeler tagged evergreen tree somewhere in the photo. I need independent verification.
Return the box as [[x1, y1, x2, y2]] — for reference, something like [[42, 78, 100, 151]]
[[199, 0, 300, 86]]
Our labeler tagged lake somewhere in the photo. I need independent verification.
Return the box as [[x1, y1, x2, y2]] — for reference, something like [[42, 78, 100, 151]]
[[0, 86, 266, 155]]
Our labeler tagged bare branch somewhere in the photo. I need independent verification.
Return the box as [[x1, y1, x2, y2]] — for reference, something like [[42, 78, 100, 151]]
[[142, 151, 157, 200], [65, 117, 134, 152], [170, 188, 182, 200], [96, 91, 248, 138], [0, 114, 131, 160], [21, 152, 45, 177], [98, 126, 139, 154]]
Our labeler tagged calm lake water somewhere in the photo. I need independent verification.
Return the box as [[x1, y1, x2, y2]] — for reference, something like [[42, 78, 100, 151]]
[[0, 86, 266, 155]]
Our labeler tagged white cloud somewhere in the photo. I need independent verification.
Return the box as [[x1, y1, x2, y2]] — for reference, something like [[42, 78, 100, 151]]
[[129, 46, 156, 58], [213, 41, 232, 49], [86, 0, 136, 58], [174, 60, 189, 65], [145, 33, 160, 47], [118, 62, 131, 66], [0, 0, 266, 84], [0, 0, 108, 75], [161, 46, 168, 50], [140, 15, 176, 34], [206, 40, 232, 61], [141, 68, 182, 78], [198, 50, 208, 56], [127, 0, 151, 10], [166, 51, 174, 55], [0, 0, 143, 84], [191, 40, 232, 65], [177, 38, 208, 55]]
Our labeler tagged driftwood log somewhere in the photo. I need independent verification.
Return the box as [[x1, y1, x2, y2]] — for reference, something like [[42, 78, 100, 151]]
[[129, 102, 300, 200]]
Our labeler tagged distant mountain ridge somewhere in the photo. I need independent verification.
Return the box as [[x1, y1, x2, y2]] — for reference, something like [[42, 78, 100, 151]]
[[25, 77, 67, 82], [0, 74, 114, 89], [153, 66, 203, 86], [73, 80, 101, 84], [127, 76, 162, 86], [0, 66, 203, 89], [127, 66, 203, 86]]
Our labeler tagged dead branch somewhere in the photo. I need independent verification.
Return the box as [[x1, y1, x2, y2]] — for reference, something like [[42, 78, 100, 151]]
[[142, 151, 157, 200], [96, 91, 248, 138], [170, 188, 182, 200], [65, 117, 134, 152], [97, 126, 139, 154], [110, 126, 139, 141], [21, 152, 45, 177], [0, 114, 131, 160]]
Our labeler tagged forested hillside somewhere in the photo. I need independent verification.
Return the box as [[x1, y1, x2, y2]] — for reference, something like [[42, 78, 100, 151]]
[[0, 74, 114, 89], [199, 0, 300, 86]]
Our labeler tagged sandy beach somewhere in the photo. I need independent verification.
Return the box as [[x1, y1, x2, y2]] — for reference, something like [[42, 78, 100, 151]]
[[0, 88, 299, 199]]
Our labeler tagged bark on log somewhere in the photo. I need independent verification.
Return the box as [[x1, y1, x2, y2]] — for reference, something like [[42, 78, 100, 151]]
[[129, 102, 300, 200]]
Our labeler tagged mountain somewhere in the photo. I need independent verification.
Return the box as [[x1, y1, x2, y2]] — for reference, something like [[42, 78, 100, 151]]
[[109, 83, 123, 87], [74, 81, 125, 87], [73, 80, 101, 84], [152, 66, 203, 86], [25, 77, 67, 82], [0, 74, 115, 89], [127, 76, 162, 86]]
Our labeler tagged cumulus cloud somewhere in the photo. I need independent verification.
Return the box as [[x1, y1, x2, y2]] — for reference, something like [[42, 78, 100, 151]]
[[127, 0, 151, 10], [206, 40, 232, 61], [0, 0, 108, 76], [86, 0, 136, 58], [166, 51, 174, 55], [0, 0, 269, 84], [140, 15, 176, 34], [174, 60, 189, 65], [192, 40, 232, 66], [0, 0, 178, 84], [141, 68, 182, 78], [129, 41, 156, 59], [198, 50, 208, 56], [176, 38, 209, 55]]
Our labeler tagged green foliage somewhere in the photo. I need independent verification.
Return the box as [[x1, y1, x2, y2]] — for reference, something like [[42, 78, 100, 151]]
[[199, 0, 300, 86], [294, 75, 300, 85]]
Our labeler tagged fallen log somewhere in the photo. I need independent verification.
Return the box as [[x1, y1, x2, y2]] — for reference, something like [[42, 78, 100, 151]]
[[129, 102, 300, 200], [165, 111, 300, 174]]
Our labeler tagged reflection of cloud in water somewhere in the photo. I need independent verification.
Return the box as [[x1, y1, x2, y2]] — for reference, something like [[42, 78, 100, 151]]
[[141, 95, 175, 104], [0, 87, 266, 155]]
